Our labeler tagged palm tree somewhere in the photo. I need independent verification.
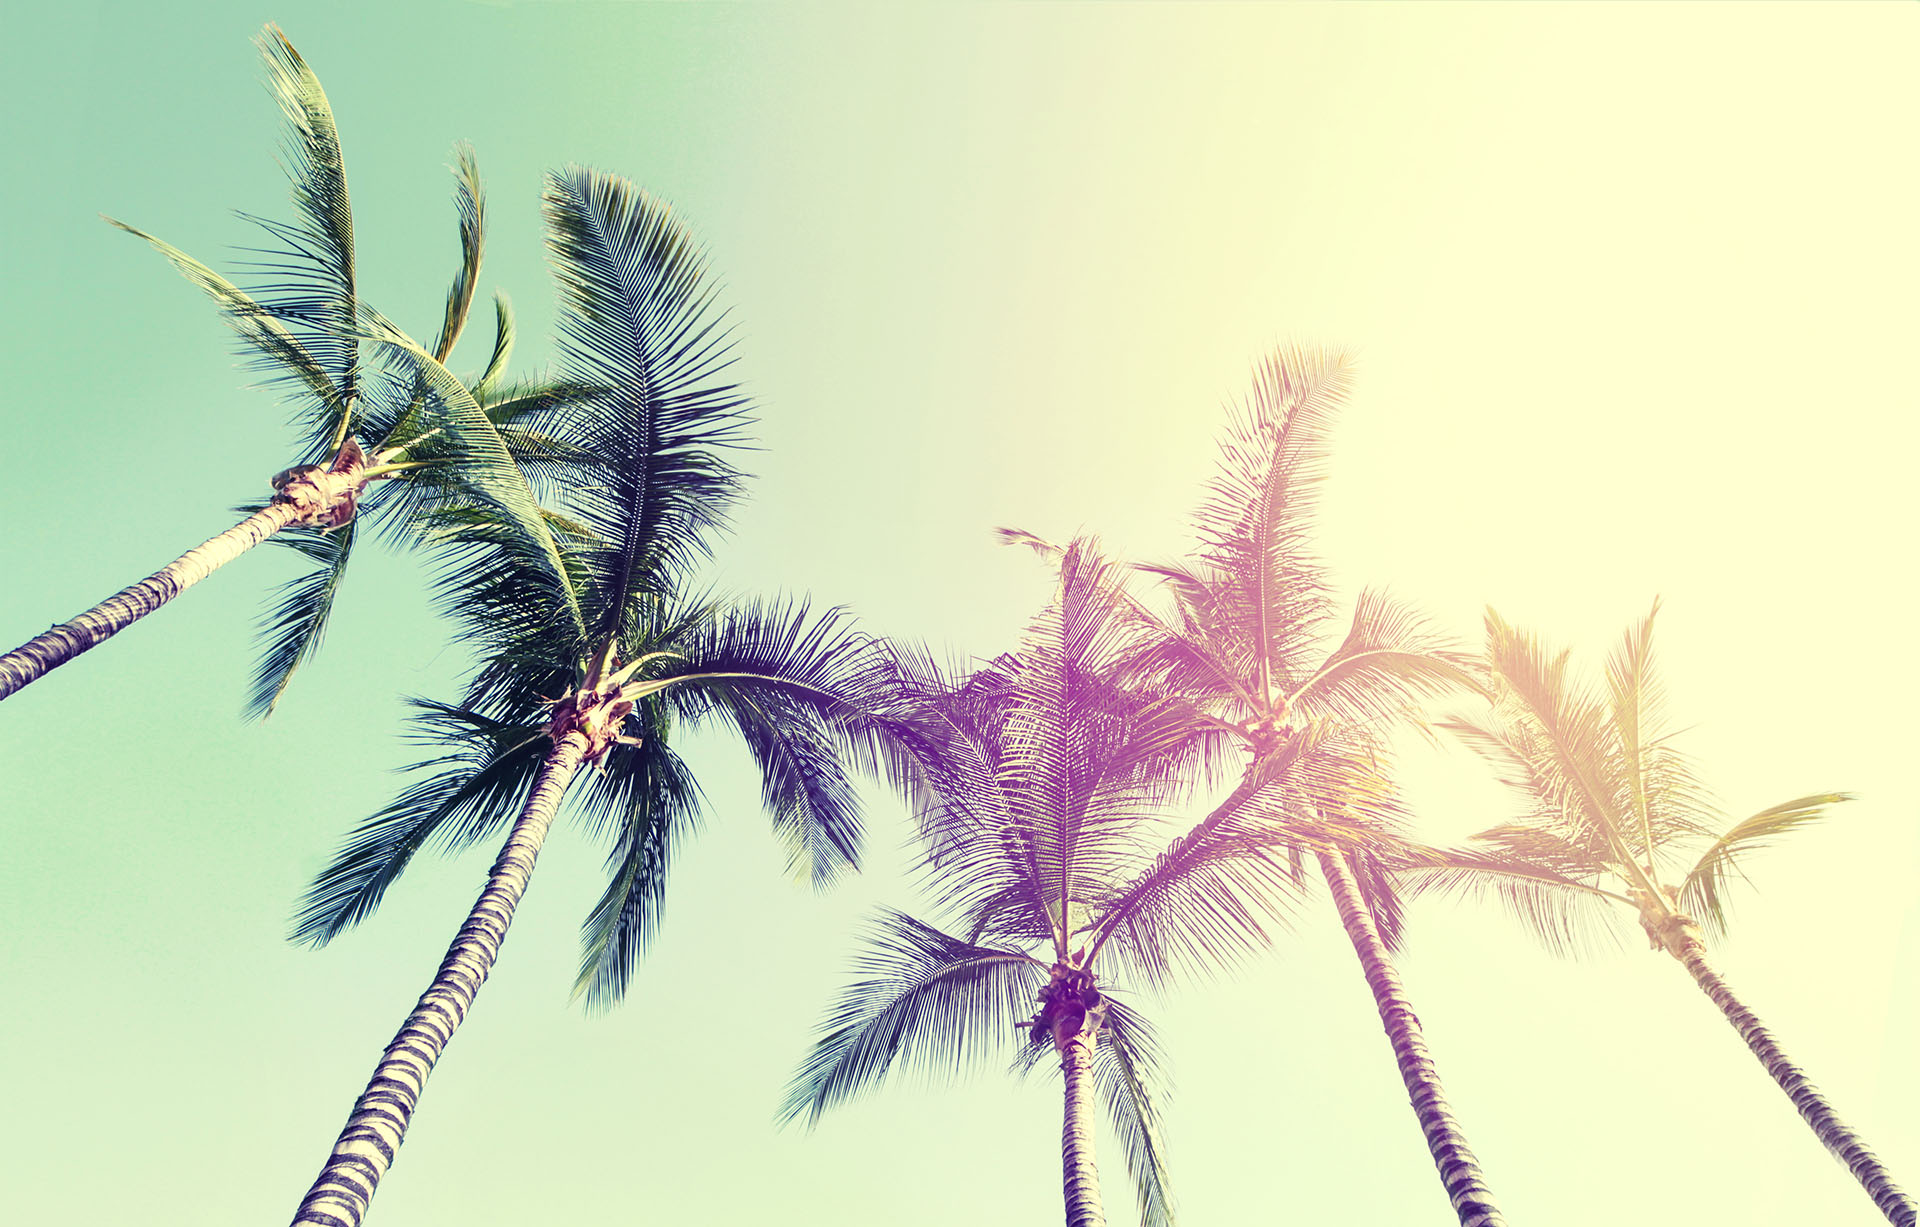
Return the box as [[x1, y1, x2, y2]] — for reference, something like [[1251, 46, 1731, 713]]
[[783, 540, 1389, 1227], [1430, 604, 1913, 1226], [0, 27, 558, 706], [1011, 347, 1505, 1227], [285, 167, 898, 1227]]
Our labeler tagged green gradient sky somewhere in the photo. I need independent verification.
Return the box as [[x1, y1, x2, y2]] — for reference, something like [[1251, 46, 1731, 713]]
[[3, 3, 1915, 1224]]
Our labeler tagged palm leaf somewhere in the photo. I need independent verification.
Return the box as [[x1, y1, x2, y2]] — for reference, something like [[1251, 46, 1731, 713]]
[[1288, 589, 1473, 725], [543, 166, 750, 635], [243, 25, 357, 446], [1396, 843, 1630, 959], [472, 289, 515, 402], [1095, 996, 1177, 1227], [1006, 994, 1178, 1227], [106, 219, 347, 436], [1188, 345, 1350, 702], [571, 729, 704, 1010], [1679, 793, 1852, 937], [356, 305, 587, 642], [654, 598, 885, 886], [432, 143, 484, 364], [291, 701, 548, 945], [778, 911, 1045, 1127], [246, 520, 355, 719]]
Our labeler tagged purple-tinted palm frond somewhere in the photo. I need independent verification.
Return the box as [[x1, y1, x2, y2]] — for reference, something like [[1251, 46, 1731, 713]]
[[779, 911, 1045, 1127]]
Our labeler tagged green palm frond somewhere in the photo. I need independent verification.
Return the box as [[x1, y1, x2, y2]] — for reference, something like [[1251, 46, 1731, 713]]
[[356, 305, 587, 642], [1679, 793, 1852, 937], [245, 25, 358, 446], [542, 166, 750, 634], [246, 520, 355, 720], [291, 700, 549, 945], [571, 731, 704, 1010], [106, 219, 348, 437], [472, 289, 515, 402], [778, 911, 1045, 1127], [432, 143, 484, 364]]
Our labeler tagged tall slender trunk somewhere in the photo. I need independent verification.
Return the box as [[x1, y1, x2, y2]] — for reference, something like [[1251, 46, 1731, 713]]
[[291, 730, 590, 1227], [0, 500, 304, 701], [1320, 848, 1508, 1227], [1059, 1030, 1107, 1227], [1673, 935, 1916, 1226]]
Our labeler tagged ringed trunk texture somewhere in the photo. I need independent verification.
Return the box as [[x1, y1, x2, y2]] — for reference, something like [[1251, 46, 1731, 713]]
[[0, 500, 304, 702], [1320, 848, 1508, 1227], [1058, 1031, 1107, 1227], [290, 731, 591, 1227], [1674, 935, 1916, 1226]]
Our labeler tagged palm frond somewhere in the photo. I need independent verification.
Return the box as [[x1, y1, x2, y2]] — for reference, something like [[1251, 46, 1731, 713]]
[[106, 219, 347, 438], [1188, 345, 1350, 701], [1396, 842, 1629, 959], [245, 25, 357, 444], [571, 730, 704, 1010], [655, 599, 884, 886], [1478, 609, 1641, 872], [1679, 793, 1852, 937], [1288, 589, 1473, 726], [247, 520, 355, 719], [543, 166, 750, 632], [291, 700, 549, 944], [357, 304, 587, 642], [1096, 995, 1177, 1227], [472, 289, 515, 401], [432, 143, 483, 364], [1088, 730, 1388, 988], [778, 911, 1045, 1127]]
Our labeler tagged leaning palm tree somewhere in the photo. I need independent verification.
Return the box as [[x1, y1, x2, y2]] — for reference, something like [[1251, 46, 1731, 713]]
[[784, 540, 1390, 1227], [286, 167, 898, 1227], [1008, 347, 1504, 1227], [0, 27, 556, 706], [1429, 605, 1912, 1226]]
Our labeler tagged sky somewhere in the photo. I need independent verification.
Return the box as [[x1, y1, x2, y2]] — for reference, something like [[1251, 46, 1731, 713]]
[[2, 2, 1916, 1225]]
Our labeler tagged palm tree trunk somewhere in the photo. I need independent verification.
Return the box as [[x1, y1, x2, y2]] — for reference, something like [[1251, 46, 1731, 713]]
[[290, 729, 591, 1227], [1320, 848, 1508, 1227], [1059, 1031, 1107, 1227], [0, 500, 304, 701], [1672, 935, 1916, 1226]]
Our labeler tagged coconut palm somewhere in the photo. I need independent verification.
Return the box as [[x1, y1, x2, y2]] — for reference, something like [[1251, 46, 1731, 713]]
[[285, 166, 899, 1227], [0, 27, 559, 707], [1425, 604, 1913, 1225], [1009, 347, 1503, 1227], [783, 540, 1391, 1227]]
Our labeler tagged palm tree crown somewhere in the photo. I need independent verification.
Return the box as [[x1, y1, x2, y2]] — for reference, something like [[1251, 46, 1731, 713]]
[[784, 540, 1393, 1227], [0, 25, 563, 709], [1430, 604, 1912, 1225]]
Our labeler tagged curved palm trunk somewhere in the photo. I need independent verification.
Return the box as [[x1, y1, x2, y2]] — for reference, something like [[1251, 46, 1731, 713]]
[[1672, 935, 1916, 1226], [0, 501, 304, 701], [291, 729, 590, 1227], [1059, 1031, 1107, 1227], [1320, 848, 1508, 1227]]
